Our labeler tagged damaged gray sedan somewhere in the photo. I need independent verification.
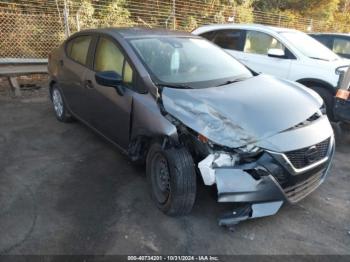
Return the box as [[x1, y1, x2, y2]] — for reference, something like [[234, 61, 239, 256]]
[[48, 28, 335, 226]]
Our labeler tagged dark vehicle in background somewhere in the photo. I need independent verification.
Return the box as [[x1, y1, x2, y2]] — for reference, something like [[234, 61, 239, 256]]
[[310, 33, 350, 59], [48, 28, 334, 226]]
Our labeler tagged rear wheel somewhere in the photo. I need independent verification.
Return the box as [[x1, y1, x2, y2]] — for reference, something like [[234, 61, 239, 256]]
[[146, 143, 196, 216], [309, 86, 335, 121], [51, 85, 74, 122]]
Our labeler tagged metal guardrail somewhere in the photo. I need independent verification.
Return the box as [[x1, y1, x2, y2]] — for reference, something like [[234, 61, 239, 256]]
[[0, 58, 48, 96], [0, 58, 48, 75]]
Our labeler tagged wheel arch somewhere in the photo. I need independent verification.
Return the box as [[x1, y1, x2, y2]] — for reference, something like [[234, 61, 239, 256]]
[[48, 79, 57, 98], [296, 78, 336, 95], [128, 133, 179, 164]]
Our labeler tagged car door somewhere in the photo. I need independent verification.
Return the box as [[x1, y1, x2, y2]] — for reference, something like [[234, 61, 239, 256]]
[[82, 35, 135, 149], [59, 35, 92, 120], [240, 30, 293, 78]]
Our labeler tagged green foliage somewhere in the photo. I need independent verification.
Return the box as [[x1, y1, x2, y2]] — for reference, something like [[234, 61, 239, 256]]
[[235, 0, 254, 23], [253, 0, 350, 32], [97, 0, 133, 27], [183, 16, 198, 31], [2, 0, 350, 60], [68, 0, 133, 31], [65, 0, 349, 33]]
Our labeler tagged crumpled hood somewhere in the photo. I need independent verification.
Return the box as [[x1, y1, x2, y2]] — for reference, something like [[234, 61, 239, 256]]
[[161, 74, 323, 148]]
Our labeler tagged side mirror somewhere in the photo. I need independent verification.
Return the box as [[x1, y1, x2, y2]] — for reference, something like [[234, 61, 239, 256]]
[[95, 71, 124, 96], [267, 48, 286, 58]]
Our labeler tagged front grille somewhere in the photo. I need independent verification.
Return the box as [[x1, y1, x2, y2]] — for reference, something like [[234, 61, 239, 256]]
[[284, 171, 324, 203], [284, 138, 330, 169]]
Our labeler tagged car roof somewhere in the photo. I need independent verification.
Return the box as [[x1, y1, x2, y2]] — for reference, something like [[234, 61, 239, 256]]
[[193, 23, 299, 34], [74, 27, 195, 39], [309, 32, 350, 37]]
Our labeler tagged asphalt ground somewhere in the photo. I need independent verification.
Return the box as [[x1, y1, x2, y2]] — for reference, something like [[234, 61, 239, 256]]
[[0, 89, 349, 255]]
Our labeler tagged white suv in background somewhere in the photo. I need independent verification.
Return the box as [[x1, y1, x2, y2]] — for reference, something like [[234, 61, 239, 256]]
[[192, 24, 350, 120]]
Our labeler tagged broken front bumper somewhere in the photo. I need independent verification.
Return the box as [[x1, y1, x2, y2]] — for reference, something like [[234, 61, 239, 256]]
[[198, 136, 335, 225]]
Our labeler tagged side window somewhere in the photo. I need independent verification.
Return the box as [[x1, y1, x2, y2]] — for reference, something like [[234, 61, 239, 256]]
[[200, 31, 216, 41], [318, 36, 330, 46], [211, 30, 243, 51], [123, 61, 133, 84], [244, 31, 285, 55], [94, 37, 124, 75], [94, 37, 134, 85], [67, 36, 92, 65], [333, 38, 350, 56], [314, 35, 333, 49]]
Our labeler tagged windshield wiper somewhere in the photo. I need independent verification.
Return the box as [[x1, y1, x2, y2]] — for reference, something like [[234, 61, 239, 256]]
[[309, 56, 329, 61], [217, 77, 249, 87], [156, 83, 193, 89]]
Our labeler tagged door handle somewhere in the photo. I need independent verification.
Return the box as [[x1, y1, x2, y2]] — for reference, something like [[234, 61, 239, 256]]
[[84, 80, 94, 89]]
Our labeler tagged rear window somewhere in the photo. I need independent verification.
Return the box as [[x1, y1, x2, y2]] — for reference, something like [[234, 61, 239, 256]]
[[199, 31, 216, 41], [311, 35, 333, 48], [66, 36, 92, 65], [333, 38, 350, 56]]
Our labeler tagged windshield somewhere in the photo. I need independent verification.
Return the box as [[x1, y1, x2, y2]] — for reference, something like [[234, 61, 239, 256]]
[[281, 31, 339, 61], [129, 37, 253, 88]]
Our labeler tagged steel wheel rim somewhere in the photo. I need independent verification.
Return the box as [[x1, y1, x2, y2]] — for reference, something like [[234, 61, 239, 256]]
[[52, 89, 64, 117], [151, 152, 170, 204]]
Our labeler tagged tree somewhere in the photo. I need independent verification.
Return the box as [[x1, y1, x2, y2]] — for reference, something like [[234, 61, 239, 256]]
[[98, 0, 133, 27]]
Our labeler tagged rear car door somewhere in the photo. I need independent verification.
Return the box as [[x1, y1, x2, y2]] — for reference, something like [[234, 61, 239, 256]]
[[82, 35, 135, 149], [59, 35, 93, 120], [240, 30, 293, 78]]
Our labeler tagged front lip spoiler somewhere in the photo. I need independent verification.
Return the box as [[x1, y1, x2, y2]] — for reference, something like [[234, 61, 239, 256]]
[[218, 201, 284, 227], [216, 171, 286, 203]]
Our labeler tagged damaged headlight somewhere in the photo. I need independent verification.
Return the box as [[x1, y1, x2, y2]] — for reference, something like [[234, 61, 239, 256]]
[[198, 153, 239, 185], [235, 145, 264, 164], [238, 145, 261, 153], [211, 153, 238, 168], [197, 149, 263, 186], [196, 133, 263, 164]]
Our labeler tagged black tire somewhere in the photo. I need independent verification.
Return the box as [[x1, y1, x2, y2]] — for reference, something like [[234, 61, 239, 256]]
[[146, 142, 196, 216], [51, 85, 74, 122], [309, 86, 335, 121]]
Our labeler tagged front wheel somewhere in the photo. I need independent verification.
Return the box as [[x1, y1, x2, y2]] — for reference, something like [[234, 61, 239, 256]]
[[146, 143, 197, 216]]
